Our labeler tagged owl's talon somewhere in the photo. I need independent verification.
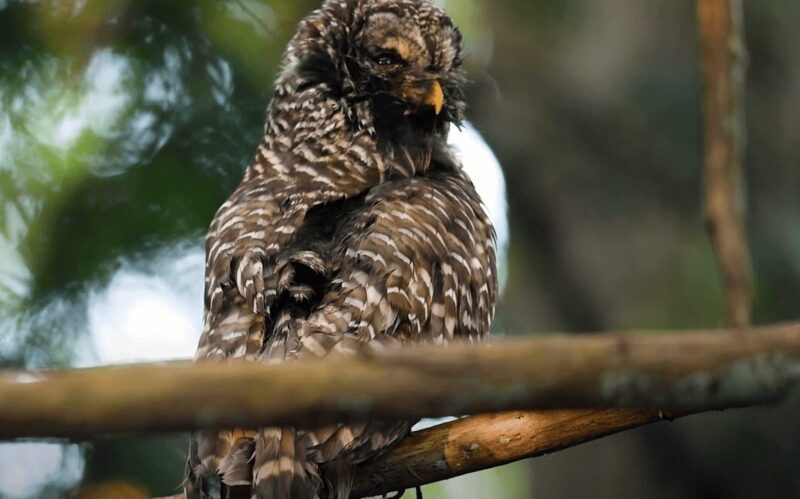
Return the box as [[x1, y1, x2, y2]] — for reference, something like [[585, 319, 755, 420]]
[[232, 247, 269, 315], [252, 291, 266, 315]]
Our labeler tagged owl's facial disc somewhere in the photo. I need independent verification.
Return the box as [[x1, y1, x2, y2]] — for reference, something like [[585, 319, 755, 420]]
[[356, 8, 461, 118], [370, 47, 444, 114]]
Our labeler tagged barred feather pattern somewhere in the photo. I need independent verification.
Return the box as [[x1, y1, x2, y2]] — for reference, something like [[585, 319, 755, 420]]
[[184, 1, 497, 498]]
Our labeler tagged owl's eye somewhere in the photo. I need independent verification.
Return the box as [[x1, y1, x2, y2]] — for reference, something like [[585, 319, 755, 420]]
[[373, 51, 403, 67]]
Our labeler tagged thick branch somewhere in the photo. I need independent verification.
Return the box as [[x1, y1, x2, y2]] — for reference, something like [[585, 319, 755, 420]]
[[149, 410, 683, 498], [697, 0, 752, 327], [352, 409, 678, 497], [2, 322, 800, 440]]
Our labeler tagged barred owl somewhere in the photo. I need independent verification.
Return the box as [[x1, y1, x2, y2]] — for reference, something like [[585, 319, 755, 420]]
[[185, 1, 497, 498]]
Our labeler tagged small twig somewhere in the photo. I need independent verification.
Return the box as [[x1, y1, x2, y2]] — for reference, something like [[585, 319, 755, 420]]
[[697, 0, 753, 327]]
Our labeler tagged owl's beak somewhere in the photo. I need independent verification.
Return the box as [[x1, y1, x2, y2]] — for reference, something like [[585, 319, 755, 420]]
[[425, 80, 445, 115], [399, 79, 445, 115]]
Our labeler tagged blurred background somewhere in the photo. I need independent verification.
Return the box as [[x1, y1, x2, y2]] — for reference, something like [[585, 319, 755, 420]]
[[1, 0, 799, 497]]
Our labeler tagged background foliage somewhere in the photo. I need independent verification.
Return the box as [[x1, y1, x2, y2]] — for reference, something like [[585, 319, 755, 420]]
[[1, 0, 799, 497]]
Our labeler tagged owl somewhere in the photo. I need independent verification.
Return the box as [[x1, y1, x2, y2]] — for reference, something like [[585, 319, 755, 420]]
[[184, 1, 497, 498]]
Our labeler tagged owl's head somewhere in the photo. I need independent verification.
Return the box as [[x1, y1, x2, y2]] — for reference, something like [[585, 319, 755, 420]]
[[351, 1, 464, 121], [286, 0, 466, 128]]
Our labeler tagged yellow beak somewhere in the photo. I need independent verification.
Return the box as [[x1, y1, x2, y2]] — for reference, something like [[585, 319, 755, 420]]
[[398, 79, 445, 115], [424, 80, 445, 115]]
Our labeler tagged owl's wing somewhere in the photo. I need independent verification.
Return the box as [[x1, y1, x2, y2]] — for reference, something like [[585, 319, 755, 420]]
[[297, 171, 497, 358], [194, 185, 298, 361], [262, 171, 496, 467], [195, 131, 387, 361]]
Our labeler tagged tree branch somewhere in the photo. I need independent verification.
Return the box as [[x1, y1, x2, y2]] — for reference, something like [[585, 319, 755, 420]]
[[352, 409, 680, 497], [150, 410, 686, 498], [2, 322, 800, 441], [697, 0, 752, 327]]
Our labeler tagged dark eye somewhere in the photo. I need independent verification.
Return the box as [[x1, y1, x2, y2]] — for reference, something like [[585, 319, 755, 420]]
[[373, 51, 402, 67]]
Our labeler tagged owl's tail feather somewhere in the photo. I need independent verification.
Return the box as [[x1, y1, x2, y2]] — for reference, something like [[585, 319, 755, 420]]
[[184, 429, 255, 498], [252, 427, 322, 499], [319, 460, 356, 499]]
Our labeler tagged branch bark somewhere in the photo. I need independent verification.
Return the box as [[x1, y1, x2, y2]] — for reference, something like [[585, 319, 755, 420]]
[[352, 409, 680, 497], [2, 322, 800, 441], [697, 0, 752, 327]]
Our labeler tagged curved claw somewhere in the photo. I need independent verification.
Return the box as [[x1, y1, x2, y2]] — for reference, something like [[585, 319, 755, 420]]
[[236, 247, 268, 315]]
